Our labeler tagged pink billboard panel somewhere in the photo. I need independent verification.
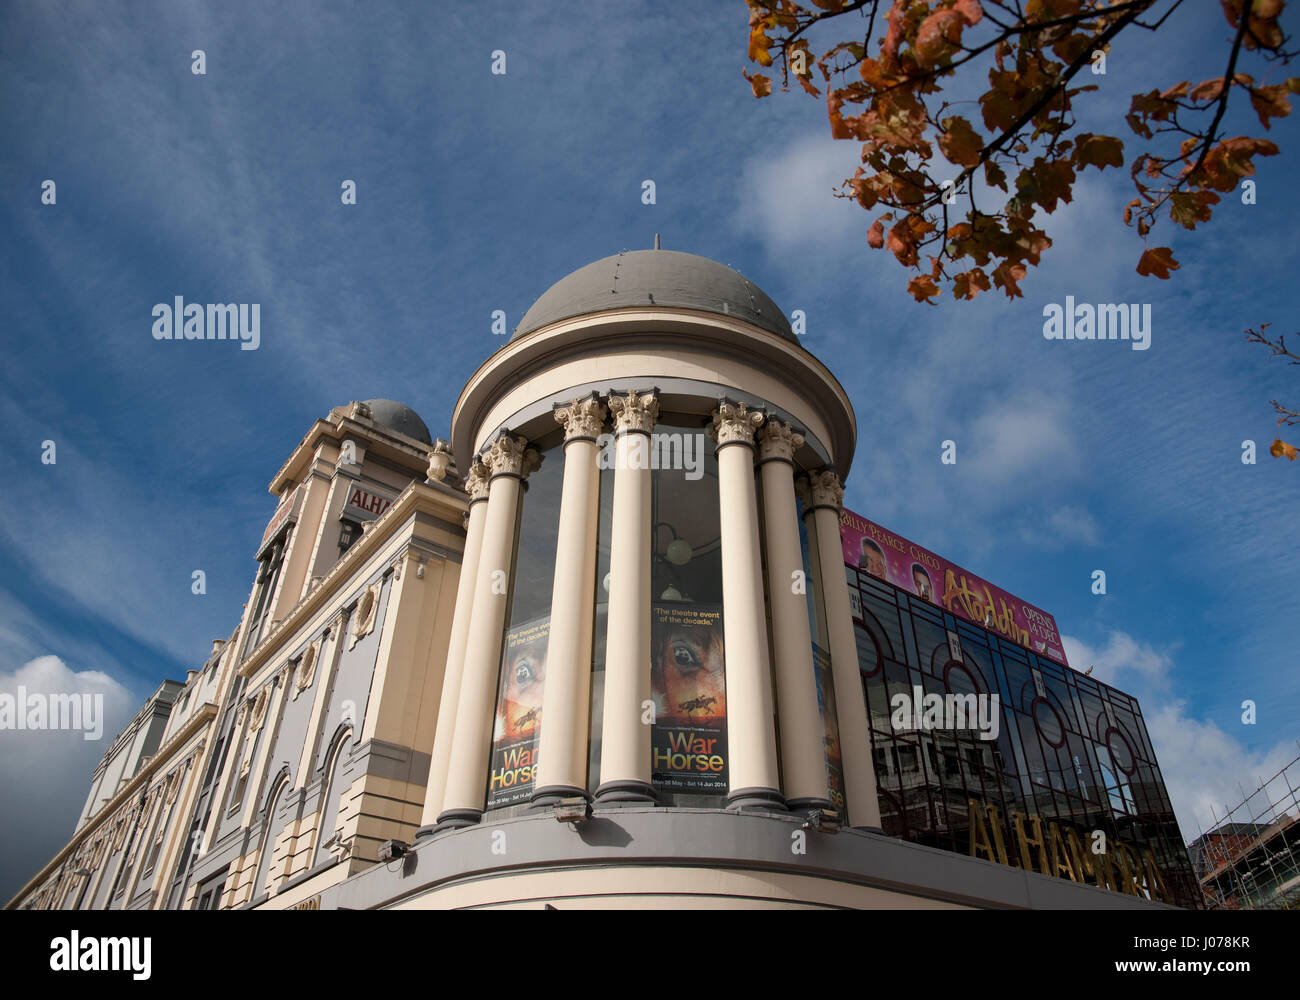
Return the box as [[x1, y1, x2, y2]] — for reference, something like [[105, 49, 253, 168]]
[[840, 507, 1069, 666]]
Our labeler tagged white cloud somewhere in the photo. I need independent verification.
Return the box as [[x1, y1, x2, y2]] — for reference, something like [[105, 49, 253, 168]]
[[0, 656, 138, 902], [1063, 630, 1171, 688], [964, 391, 1077, 488], [1063, 629, 1299, 851], [1144, 703, 1298, 850], [734, 132, 865, 257]]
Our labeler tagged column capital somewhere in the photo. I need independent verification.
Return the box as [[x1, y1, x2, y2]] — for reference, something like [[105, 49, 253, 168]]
[[607, 388, 659, 435], [554, 392, 608, 442], [463, 458, 491, 502], [757, 419, 805, 464], [710, 399, 765, 449], [807, 468, 844, 511], [484, 432, 540, 480]]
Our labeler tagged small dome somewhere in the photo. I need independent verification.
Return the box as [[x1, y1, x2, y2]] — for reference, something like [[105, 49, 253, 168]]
[[361, 399, 432, 445], [513, 249, 796, 343]]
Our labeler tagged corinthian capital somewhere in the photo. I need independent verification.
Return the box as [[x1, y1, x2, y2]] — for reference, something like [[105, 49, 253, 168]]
[[807, 468, 844, 509], [484, 432, 540, 479], [710, 399, 765, 448], [757, 419, 805, 463], [463, 458, 491, 501], [607, 389, 659, 435], [554, 392, 608, 441]]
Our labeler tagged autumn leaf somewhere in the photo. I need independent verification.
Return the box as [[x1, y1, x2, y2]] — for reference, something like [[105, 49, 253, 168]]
[[907, 275, 941, 303], [1169, 190, 1220, 229], [939, 116, 983, 167], [867, 218, 885, 248], [1270, 438, 1299, 460], [1136, 246, 1180, 279], [743, 69, 771, 98], [953, 268, 991, 300], [1075, 133, 1124, 171]]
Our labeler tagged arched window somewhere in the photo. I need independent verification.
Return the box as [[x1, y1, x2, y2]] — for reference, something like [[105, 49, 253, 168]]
[[252, 775, 290, 900], [313, 729, 352, 867]]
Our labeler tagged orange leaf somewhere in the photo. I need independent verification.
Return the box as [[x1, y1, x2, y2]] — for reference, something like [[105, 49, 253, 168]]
[[907, 275, 941, 304], [1075, 133, 1124, 171], [939, 116, 982, 167], [1270, 438, 1298, 460], [1136, 246, 1179, 279], [743, 69, 771, 98], [867, 219, 885, 249]]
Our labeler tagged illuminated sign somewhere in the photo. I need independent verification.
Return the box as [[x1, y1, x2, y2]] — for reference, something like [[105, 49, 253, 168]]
[[967, 798, 1172, 904], [840, 508, 1068, 666]]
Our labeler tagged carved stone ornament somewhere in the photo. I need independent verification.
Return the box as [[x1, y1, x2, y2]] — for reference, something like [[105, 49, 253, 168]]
[[463, 458, 491, 502], [249, 688, 270, 731], [710, 399, 765, 448], [757, 419, 805, 463], [349, 581, 382, 649], [808, 468, 845, 510], [165, 767, 183, 805], [294, 638, 321, 699], [111, 815, 129, 852], [426, 439, 453, 483], [554, 393, 608, 441], [484, 432, 539, 479], [607, 389, 660, 435]]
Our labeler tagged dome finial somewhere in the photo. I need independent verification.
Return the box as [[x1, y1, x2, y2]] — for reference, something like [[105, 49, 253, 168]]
[[654, 233, 660, 250]]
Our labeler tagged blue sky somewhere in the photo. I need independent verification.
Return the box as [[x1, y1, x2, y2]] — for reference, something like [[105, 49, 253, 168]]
[[2, 0, 1297, 901]]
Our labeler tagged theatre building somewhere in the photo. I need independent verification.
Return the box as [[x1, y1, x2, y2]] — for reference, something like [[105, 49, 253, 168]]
[[7, 248, 1199, 910]]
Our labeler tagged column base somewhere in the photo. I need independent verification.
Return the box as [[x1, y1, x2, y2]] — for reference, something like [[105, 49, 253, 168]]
[[785, 797, 834, 814], [725, 786, 787, 812], [593, 779, 658, 806], [432, 808, 482, 833], [530, 785, 591, 809]]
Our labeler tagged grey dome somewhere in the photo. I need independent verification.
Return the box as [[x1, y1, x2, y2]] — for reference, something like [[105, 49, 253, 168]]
[[362, 399, 432, 445], [513, 249, 796, 343]]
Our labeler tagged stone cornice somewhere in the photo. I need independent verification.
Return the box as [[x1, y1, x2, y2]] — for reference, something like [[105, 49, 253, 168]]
[[451, 308, 857, 484], [267, 413, 440, 498]]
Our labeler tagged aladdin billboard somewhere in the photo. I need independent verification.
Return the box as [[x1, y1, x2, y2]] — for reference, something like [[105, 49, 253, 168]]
[[839, 508, 1068, 666]]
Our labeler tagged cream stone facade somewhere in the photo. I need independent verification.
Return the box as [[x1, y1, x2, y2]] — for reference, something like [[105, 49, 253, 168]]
[[8, 249, 1177, 910]]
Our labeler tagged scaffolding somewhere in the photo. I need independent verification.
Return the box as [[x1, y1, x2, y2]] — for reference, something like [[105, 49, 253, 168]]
[[1188, 746, 1300, 910]]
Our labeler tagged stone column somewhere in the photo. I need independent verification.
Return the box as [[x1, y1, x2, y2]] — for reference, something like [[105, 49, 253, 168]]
[[758, 420, 831, 812], [533, 393, 607, 806], [808, 469, 883, 830], [418, 459, 490, 836], [437, 434, 539, 828], [712, 400, 783, 811], [594, 389, 659, 805]]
